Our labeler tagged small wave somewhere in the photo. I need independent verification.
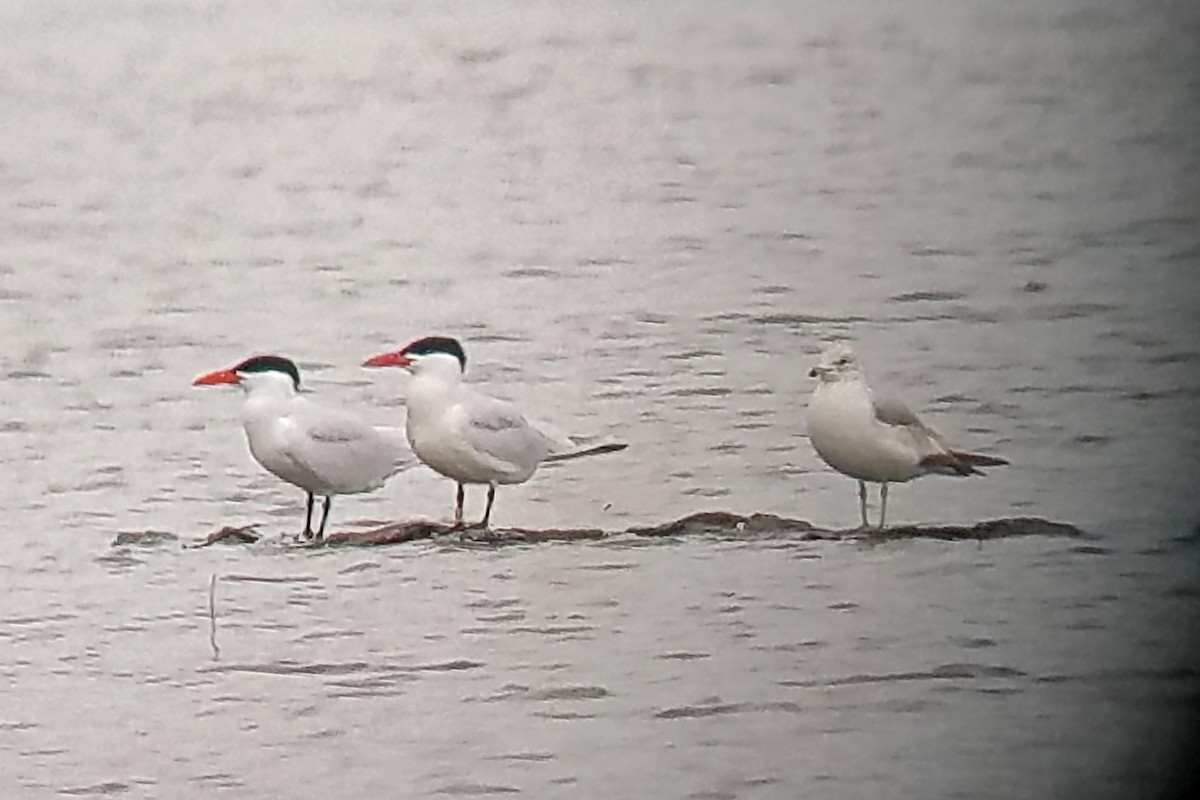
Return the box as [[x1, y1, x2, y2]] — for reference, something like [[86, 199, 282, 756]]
[[655, 699, 805, 720], [434, 783, 521, 796], [888, 289, 969, 303], [58, 782, 131, 797]]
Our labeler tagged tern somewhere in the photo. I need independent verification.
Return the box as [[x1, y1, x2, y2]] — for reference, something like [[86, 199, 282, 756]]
[[193, 355, 410, 542], [362, 336, 627, 528], [806, 343, 1007, 529]]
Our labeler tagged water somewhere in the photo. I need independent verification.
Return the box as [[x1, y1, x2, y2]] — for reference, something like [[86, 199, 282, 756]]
[[2, 0, 1199, 797]]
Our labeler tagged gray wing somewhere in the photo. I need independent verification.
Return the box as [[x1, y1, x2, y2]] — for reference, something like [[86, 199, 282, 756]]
[[469, 402, 526, 433], [869, 386, 1005, 475], [471, 407, 574, 453], [870, 388, 960, 464], [871, 390, 923, 428], [279, 403, 397, 493], [307, 415, 369, 444], [457, 391, 556, 472]]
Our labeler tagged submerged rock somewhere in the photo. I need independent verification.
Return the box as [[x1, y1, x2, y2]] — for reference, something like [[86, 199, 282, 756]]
[[187, 524, 262, 548], [627, 511, 830, 538], [876, 517, 1085, 541], [170, 512, 1087, 550], [112, 530, 180, 547], [323, 519, 606, 547], [324, 519, 449, 547]]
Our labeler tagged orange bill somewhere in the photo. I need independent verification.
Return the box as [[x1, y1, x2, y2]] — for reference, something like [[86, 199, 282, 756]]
[[193, 368, 241, 386], [362, 351, 412, 368]]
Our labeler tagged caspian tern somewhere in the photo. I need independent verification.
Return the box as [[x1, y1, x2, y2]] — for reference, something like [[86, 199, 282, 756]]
[[362, 336, 627, 528], [193, 355, 410, 542], [807, 343, 1007, 529]]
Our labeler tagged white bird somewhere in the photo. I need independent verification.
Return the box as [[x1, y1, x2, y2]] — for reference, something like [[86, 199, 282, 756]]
[[193, 355, 410, 542], [362, 336, 627, 528], [806, 343, 1007, 529]]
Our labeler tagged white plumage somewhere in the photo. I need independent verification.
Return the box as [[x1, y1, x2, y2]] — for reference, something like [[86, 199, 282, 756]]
[[364, 336, 625, 528], [195, 355, 410, 541]]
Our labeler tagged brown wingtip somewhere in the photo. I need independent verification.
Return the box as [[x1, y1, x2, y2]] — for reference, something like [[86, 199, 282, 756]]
[[954, 451, 1009, 468], [921, 450, 1008, 476], [588, 442, 628, 455], [920, 453, 976, 476], [542, 442, 628, 464]]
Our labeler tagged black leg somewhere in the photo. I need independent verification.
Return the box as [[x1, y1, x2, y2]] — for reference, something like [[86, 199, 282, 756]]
[[316, 495, 332, 542], [879, 483, 889, 530], [455, 482, 465, 526], [303, 492, 315, 540], [857, 481, 869, 529], [480, 483, 496, 529]]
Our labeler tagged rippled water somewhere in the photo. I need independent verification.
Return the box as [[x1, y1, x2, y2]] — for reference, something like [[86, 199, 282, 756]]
[[2, 0, 1199, 797]]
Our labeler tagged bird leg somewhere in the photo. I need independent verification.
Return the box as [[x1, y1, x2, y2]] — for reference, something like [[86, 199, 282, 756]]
[[303, 492, 316, 540], [857, 481, 870, 529], [452, 483, 466, 528], [315, 495, 332, 542], [478, 483, 496, 529], [879, 483, 889, 529]]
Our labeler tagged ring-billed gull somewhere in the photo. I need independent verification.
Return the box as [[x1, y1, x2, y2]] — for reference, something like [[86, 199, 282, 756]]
[[807, 343, 1007, 529]]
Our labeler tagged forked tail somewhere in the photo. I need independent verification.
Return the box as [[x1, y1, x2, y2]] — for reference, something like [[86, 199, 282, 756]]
[[544, 442, 628, 463]]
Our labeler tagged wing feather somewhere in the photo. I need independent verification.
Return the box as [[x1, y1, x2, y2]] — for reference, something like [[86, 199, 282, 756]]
[[275, 402, 397, 494], [454, 391, 555, 478], [871, 391, 922, 428]]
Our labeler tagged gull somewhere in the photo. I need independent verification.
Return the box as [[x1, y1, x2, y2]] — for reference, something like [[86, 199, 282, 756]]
[[194, 355, 410, 542], [363, 336, 626, 528], [807, 343, 1007, 529]]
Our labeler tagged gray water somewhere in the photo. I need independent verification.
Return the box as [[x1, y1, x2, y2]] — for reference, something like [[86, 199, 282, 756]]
[[2, 0, 1199, 797]]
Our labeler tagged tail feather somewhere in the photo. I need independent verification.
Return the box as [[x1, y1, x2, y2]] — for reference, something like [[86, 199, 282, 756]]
[[544, 442, 628, 463]]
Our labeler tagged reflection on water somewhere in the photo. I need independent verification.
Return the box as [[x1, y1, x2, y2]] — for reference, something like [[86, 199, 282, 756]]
[[1, 0, 1199, 798]]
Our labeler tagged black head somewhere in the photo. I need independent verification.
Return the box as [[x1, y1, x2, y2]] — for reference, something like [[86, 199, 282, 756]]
[[402, 336, 467, 371], [234, 355, 301, 390]]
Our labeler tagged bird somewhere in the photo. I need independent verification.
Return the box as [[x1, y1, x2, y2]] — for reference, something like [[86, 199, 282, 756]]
[[193, 354, 410, 542], [806, 343, 1007, 529], [362, 335, 627, 529]]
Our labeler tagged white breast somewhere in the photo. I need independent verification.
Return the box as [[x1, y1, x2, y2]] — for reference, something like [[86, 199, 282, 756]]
[[807, 381, 925, 483]]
